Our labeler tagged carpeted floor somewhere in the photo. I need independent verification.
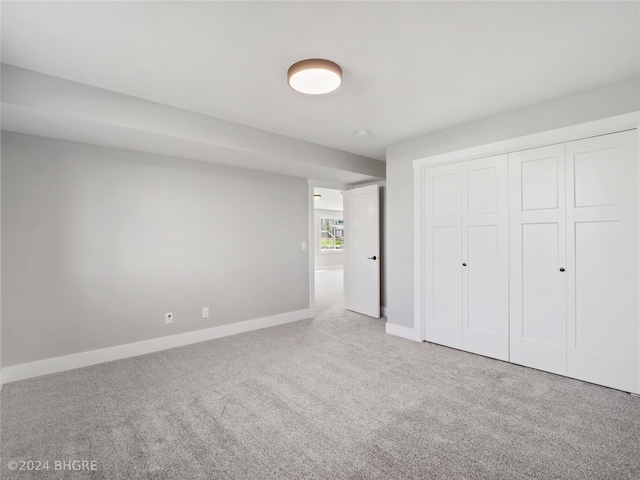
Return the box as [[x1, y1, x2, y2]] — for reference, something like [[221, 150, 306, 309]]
[[1, 269, 639, 479]]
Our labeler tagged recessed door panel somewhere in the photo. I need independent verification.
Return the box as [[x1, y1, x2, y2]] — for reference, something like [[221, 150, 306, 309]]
[[467, 167, 497, 214], [467, 225, 498, 333], [574, 221, 620, 356], [521, 156, 559, 211], [433, 227, 462, 328], [522, 223, 561, 345], [574, 149, 619, 207], [433, 172, 461, 217]]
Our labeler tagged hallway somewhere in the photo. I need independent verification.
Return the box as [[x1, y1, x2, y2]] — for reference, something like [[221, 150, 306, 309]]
[[314, 268, 343, 315]]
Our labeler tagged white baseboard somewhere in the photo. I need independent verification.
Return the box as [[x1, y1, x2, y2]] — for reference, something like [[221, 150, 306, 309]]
[[385, 322, 422, 342], [2, 308, 312, 384]]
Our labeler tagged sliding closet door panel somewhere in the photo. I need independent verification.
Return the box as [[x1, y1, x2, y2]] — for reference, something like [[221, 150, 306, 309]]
[[462, 155, 509, 360], [424, 164, 462, 349], [566, 130, 638, 392], [509, 144, 567, 375]]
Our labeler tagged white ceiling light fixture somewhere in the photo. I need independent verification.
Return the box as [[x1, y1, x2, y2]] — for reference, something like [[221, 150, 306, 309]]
[[288, 59, 342, 95]]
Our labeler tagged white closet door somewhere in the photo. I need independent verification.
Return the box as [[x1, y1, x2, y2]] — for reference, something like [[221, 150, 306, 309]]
[[509, 144, 567, 375], [461, 155, 509, 360], [424, 163, 462, 349], [565, 130, 638, 392]]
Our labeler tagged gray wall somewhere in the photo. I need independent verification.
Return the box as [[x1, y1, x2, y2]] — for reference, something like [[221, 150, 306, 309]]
[[2, 132, 310, 367], [386, 77, 640, 328], [314, 209, 344, 269]]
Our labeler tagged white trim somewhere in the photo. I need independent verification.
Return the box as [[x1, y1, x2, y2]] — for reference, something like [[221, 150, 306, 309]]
[[1, 308, 312, 384], [414, 156, 425, 343], [413, 112, 640, 168], [385, 322, 421, 342], [637, 127, 640, 392]]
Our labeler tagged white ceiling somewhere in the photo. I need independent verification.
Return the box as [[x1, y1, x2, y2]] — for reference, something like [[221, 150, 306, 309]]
[[1, 1, 638, 163], [314, 188, 343, 211]]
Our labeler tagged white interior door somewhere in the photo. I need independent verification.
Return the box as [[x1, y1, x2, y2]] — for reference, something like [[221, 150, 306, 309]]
[[423, 164, 463, 349], [565, 130, 638, 392], [344, 185, 380, 318], [461, 155, 509, 361], [509, 144, 567, 375]]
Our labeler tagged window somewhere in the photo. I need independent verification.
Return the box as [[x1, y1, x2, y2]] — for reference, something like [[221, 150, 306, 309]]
[[320, 218, 344, 251]]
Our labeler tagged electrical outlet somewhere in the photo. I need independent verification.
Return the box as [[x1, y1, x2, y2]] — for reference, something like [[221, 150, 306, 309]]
[[202, 307, 209, 318], [165, 312, 173, 324]]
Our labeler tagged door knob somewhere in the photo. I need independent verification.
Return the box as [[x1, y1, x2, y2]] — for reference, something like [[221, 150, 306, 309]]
[[462, 263, 467, 267], [559, 268, 565, 272], [367, 256, 377, 260]]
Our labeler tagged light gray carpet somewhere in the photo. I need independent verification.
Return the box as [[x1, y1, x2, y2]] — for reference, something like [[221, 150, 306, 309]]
[[2, 270, 639, 479]]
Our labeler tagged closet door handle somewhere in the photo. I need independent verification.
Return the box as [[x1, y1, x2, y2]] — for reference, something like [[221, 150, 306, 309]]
[[462, 263, 467, 267], [559, 268, 565, 272], [368, 256, 377, 260]]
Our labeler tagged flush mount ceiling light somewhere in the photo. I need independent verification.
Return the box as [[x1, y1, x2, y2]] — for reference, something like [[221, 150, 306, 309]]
[[288, 59, 342, 95], [313, 194, 322, 201]]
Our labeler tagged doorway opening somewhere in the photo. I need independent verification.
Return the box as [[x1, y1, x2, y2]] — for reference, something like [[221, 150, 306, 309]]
[[313, 187, 344, 313]]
